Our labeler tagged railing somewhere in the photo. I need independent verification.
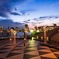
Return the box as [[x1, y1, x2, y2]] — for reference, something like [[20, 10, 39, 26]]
[[47, 27, 59, 41]]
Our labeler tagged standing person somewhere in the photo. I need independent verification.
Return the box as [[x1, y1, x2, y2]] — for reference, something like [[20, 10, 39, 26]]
[[10, 27, 17, 45], [24, 24, 29, 46]]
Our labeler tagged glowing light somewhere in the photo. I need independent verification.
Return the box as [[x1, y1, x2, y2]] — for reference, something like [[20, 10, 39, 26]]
[[10, 38, 12, 41], [37, 30, 40, 32], [24, 38, 26, 40], [36, 36, 39, 39], [32, 37, 34, 40], [13, 31, 17, 35], [30, 29, 34, 33], [47, 37, 49, 41], [41, 36, 43, 40]]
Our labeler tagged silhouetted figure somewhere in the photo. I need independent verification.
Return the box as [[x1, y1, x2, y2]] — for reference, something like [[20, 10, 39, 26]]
[[24, 24, 29, 46], [10, 27, 17, 45]]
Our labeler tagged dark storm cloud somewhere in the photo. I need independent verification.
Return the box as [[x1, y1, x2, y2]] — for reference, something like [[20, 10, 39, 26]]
[[0, 0, 26, 17], [10, 12, 21, 16]]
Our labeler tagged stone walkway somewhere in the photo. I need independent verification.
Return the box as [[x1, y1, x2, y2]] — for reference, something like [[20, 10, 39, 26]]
[[0, 39, 59, 59]]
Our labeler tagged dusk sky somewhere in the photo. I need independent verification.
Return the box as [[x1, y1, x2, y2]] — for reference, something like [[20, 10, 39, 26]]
[[0, 0, 59, 24]]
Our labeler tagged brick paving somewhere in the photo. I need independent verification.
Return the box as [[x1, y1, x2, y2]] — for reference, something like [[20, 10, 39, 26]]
[[0, 39, 59, 59]]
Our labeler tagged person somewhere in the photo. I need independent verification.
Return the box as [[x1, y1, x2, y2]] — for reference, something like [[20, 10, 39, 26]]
[[24, 24, 29, 46], [10, 27, 17, 44]]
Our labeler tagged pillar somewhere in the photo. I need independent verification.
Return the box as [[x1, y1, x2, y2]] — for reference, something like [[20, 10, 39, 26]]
[[43, 26, 47, 43]]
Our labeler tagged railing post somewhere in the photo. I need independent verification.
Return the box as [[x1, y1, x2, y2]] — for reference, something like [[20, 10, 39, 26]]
[[43, 26, 47, 43]]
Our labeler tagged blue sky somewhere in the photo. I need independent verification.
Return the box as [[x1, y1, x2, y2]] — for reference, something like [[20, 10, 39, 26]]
[[0, 0, 59, 22]]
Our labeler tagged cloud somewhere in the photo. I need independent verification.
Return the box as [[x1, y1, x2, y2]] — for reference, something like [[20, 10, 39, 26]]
[[0, 19, 24, 29], [0, 0, 26, 17], [20, 10, 25, 15], [0, 0, 11, 17], [0, 16, 7, 19], [10, 12, 21, 16], [20, 9, 35, 15]]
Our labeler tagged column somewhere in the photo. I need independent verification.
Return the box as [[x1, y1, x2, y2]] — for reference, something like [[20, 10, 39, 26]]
[[43, 26, 47, 43]]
